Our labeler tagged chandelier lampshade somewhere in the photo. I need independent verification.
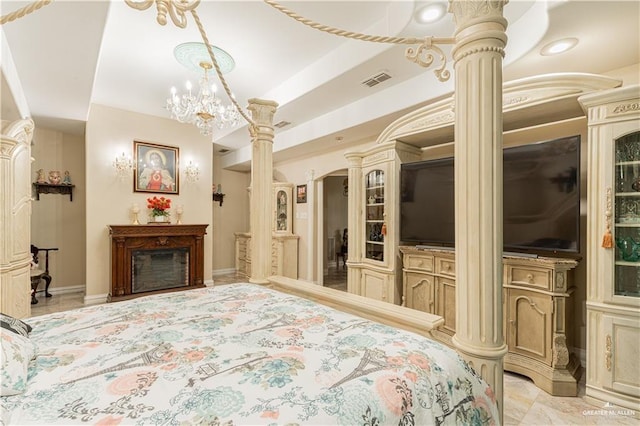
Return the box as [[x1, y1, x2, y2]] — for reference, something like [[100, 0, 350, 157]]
[[166, 42, 240, 136]]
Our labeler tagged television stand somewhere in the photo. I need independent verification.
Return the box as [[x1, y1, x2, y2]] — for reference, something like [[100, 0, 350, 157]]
[[415, 244, 454, 251], [399, 245, 580, 396], [503, 251, 538, 258]]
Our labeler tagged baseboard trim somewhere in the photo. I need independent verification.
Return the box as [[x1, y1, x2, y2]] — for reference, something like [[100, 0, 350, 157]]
[[35, 285, 84, 296], [84, 293, 108, 305], [212, 268, 236, 276]]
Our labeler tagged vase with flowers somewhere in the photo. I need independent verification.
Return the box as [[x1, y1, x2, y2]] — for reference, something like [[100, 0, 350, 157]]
[[147, 196, 171, 223]]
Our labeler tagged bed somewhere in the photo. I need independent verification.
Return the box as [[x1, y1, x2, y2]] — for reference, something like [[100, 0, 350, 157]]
[[1, 283, 498, 425]]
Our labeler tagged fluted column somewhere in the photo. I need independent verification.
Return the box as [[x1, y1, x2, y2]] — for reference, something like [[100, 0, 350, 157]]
[[344, 153, 362, 294], [449, 0, 508, 422], [247, 99, 278, 284]]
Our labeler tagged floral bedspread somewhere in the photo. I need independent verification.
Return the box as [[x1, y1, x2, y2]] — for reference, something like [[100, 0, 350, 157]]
[[1, 284, 498, 425]]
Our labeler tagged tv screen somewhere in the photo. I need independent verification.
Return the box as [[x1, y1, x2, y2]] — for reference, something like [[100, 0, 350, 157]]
[[400, 135, 580, 254]]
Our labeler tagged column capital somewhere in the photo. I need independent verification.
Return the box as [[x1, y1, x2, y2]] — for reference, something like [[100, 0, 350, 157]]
[[449, 0, 508, 30], [449, 0, 508, 62], [247, 98, 278, 126]]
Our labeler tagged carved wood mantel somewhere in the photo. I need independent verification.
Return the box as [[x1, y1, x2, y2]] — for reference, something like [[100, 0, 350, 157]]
[[108, 224, 208, 301]]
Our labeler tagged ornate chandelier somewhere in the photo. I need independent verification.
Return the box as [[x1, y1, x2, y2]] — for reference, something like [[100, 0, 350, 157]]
[[166, 42, 240, 136]]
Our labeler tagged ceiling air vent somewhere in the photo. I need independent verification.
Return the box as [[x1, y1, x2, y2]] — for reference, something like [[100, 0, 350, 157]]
[[361, 71, 392, 88], [274, 120, 291, 128]]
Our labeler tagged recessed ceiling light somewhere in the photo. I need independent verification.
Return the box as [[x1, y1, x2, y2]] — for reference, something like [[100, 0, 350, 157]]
[[414, 2, 447, 24], [540, 37, 578, 56]]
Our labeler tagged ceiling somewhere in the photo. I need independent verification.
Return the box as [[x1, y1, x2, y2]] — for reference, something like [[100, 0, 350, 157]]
[[1, 1, 638, 170]]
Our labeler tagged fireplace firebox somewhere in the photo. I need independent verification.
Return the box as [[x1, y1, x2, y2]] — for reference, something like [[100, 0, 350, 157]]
[[109, 224, 208, 301]]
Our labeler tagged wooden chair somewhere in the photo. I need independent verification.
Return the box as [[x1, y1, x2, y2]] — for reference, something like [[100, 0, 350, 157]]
[[30, 245, 58, 304], [336, 228, 348, 269]]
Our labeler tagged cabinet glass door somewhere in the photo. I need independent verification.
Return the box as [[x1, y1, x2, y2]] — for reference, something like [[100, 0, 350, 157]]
[[614, 131, 640, 297], [276, 190, 288, 232], [365, 170, 385, 261]]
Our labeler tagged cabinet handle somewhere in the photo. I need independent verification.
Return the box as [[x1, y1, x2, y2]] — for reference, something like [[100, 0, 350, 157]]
[[526, 273, 534, 283], [605, 334, 612, 371], [417, 260, 423, 266], [509, 319, 516, 327]]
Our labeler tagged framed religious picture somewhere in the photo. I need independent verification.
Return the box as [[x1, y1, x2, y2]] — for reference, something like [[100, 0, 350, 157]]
[[296, 184, 307, 204], [133, 141, 179, 194]]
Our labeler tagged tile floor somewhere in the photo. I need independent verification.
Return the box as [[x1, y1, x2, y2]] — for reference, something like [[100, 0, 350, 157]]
[[31, 271, 638, 425]]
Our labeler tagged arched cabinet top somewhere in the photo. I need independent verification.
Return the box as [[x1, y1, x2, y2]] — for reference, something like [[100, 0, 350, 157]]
[[375, 73, 622, 148], [1, 118, 35, 143]]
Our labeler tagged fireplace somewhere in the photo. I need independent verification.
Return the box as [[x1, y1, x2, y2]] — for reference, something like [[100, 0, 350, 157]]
[[109, 224, 208, 301], [132, 248, 189, 293]]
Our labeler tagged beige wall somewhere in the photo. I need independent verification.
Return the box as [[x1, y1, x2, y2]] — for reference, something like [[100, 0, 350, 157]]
[[31, 128, 86, 292], [212, 154, 250, 273], [85, 104, 213, 300], [274, 140, 376, 280]]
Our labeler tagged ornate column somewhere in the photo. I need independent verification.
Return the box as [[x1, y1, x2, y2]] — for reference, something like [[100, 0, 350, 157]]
[[449, 0, 508, 422], [247, 99, 278, 284], [344, 153, 362, 293]]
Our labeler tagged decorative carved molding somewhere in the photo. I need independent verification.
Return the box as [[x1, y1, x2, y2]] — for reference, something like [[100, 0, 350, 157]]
[[449, 0, 507, 29], [377, 73, 621, 145], [362, 150, 390, 166], [612, 101, 640, 115], [552, 334, 570, 367]]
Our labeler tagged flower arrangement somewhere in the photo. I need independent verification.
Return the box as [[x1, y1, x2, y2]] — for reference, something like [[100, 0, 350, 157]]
[[147, 196, 171, 218]]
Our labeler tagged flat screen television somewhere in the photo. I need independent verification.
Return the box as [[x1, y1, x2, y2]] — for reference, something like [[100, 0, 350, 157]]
[[400, 135, 580, 254]]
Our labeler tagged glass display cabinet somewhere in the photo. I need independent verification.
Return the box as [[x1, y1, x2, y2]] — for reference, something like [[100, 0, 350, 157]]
[[365, 169, 385, 262], [580, 86, 640, 411], [345, 141, 421, 305], [614, 132, 640, 296], [273, 183, 293, 234]]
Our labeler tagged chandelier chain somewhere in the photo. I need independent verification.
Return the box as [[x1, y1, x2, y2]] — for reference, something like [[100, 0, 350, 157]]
[[189, 9, 256, 130], [263, 0, 425, 45], [0, 0, 53, 25]]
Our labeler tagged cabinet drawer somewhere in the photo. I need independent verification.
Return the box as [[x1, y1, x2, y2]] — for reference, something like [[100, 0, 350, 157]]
[[404, 254, 434, 272], [436, 258, 455, 277], [508, 266, 551, 291]]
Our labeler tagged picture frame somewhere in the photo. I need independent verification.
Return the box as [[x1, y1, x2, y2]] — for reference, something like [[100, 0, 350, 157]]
[[296, 184, 307, 204], [133, 141, 179, 194]]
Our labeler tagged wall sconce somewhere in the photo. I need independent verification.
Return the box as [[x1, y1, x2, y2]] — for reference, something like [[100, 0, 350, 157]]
[[113, 152, 133, 179], [184, 161, 200, 183]]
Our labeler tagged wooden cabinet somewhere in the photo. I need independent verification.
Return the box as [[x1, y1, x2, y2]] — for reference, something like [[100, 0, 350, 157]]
[[579, 85, 640, 411], [345, 141, 421, 304], [235, 232, 299, 279], [0, 119, 34, 319], [400, 246, 580, 396], [236, 182, 299, 280]]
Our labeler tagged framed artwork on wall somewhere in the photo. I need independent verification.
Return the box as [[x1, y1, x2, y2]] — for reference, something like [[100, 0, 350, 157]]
[[133, 141, 179, 194], [296, 184, 307, 204]]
